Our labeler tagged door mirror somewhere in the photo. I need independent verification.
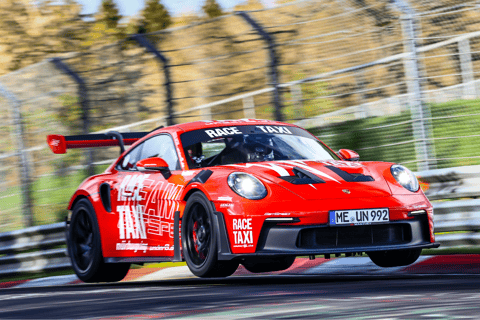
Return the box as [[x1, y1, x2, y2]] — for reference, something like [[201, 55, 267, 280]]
[[136, 157, 171, 179], [338, 149, 360, 161]]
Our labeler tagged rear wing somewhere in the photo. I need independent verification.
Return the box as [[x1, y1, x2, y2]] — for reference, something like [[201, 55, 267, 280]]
[[47, 131, 149, 154]]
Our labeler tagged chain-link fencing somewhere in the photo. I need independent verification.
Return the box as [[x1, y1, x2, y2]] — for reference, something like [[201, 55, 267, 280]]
[[2, 0, 480, 231]]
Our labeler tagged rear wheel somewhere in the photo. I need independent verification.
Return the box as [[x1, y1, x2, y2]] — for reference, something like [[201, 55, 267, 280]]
[[242, 256, 296, 273], [68, 199, 130, 282], [367, 249, 422, 268], [182, 192, 238, 278]]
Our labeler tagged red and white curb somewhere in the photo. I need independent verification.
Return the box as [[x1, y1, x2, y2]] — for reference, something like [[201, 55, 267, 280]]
[[3, 255, 480, 289]]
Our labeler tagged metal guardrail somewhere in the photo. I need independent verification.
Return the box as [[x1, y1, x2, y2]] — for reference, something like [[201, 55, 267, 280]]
[[1, 165, 480, 277], [419, 165, 480, 248], [0, 223, 70, 278]]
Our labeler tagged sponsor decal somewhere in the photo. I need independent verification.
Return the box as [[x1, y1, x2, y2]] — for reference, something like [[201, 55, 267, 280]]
[[117, 174, 150, 202], [116, 242, 174, 252], [205, 127, 242, 138], [256, 126, 292, 134], [218, 196, 233, 201], [264, 212, 291, 216], [117, 205, 147, 240], [116, 174, 183, 246], [232, 218, 253, 247], [116, 241, 148, 253], [220, 203, 234, 208], [182, 170, 195, 177], [172, 134, 186, 169], [148, 244, 174, 251]]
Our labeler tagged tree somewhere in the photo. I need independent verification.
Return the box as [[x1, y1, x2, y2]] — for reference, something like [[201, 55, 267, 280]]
[[202, 0, 223, 19], [0, 0, 86, 72], [139, 0, 172, 34], [100, 0, 121, 29]]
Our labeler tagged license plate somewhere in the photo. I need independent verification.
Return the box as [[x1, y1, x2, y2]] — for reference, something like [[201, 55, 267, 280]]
[[329, 208, 389, 226]]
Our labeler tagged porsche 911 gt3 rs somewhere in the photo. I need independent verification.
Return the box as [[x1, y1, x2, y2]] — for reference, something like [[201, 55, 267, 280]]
[[47, 119, 439, 282]]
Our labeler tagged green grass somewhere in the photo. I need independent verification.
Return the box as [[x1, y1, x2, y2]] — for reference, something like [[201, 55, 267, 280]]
[[0, 165, 109, 232]]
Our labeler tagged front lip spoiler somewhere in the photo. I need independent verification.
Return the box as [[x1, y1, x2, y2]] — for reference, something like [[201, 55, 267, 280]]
[[218, 242, 440, 260]]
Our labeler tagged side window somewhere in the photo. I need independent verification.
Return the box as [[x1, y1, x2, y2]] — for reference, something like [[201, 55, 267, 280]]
[[118, 144, 143, 171], [140, 135, 180, 171]]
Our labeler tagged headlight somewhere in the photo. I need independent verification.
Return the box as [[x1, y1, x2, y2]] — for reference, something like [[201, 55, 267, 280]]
[[227, 172, 267, 200], [390, 165, 419, 192]]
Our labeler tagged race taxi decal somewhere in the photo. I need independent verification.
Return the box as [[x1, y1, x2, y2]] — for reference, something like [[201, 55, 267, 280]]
[[232, 218, 253, 248], [256, 126, 292, 134], [205, 127, 242, 138]]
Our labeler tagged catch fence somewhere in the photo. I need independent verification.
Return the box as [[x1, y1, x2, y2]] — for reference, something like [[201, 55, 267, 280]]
[[2, 0, 480, 231]]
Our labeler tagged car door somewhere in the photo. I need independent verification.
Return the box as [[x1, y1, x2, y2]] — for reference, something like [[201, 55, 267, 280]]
[[112, 134, 183, 258]]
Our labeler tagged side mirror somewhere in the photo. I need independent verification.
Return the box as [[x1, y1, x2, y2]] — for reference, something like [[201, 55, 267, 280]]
[[338, 149, 360, 161], [136, 157, 171, 179]]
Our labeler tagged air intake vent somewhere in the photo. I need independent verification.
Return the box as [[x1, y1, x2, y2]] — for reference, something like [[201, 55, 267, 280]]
[[279, 167, 325, 185]]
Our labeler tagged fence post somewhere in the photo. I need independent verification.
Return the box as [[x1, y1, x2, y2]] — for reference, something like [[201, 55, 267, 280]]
[[242, 96, 256, 119], [459, 38, 477, 99], [0, 83, 34, 227], [132, 34, 175, 126], [236, 11, 284, 122], [50, 58, 95, 176], [395, 0, 436, 171]]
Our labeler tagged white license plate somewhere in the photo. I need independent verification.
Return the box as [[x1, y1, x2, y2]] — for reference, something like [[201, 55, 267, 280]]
[[329, 208, 389, 226]]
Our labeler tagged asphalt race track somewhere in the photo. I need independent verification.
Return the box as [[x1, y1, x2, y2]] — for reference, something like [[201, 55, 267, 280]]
[[0, 274, 480, 319]]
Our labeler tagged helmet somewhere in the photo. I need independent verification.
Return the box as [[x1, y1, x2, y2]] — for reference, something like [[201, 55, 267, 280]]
[[243, 134, 274, 162]]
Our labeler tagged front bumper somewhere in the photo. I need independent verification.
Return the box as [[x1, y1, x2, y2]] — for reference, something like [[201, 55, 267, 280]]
[[215, 213, 439, 260]]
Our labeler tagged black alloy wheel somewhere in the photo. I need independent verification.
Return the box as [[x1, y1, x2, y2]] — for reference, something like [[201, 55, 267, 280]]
[[71, 208, 95, 272], [68, 199, 130, 283], [186, 203, 212, 267], [182, 192, 239, 277]]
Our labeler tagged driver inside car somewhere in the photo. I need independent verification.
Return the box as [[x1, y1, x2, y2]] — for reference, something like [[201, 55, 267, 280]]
[[186, 142, 204, 168], [243, 134, 275, 162]]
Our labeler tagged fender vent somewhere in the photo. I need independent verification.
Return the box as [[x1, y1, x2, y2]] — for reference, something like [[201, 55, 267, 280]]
[[99, 183, 112, 213]]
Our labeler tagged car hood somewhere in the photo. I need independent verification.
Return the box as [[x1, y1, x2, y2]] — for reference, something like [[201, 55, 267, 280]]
[[221, 160, 392, 200]]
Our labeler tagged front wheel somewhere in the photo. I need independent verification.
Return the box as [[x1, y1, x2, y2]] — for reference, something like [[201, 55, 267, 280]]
[[367, 249, 422, 268], [68, 199, 130, 282], [182, 192, 238, 278]]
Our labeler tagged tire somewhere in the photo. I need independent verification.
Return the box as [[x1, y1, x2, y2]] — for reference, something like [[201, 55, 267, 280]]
[[68, 199, 130, 283], [182, 192, 239, 278], [367, 249, 422, 268], [242, 256, 296, 273]]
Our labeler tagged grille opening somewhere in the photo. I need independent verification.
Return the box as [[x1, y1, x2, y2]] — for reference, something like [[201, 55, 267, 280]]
[[298, 224, 411, 249]]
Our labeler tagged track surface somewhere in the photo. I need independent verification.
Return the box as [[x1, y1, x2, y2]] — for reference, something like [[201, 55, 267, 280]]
[[1, 274, 480, 319]]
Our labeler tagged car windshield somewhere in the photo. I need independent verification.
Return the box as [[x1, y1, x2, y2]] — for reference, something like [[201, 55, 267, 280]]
[[180, 125, 339, 168]]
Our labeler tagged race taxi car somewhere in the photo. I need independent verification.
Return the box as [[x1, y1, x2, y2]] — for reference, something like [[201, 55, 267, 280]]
[[47, 119, 439, 282]]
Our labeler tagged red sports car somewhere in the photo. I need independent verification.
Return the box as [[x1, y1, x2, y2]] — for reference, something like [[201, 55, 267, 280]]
[[47, 119, 439, 282]]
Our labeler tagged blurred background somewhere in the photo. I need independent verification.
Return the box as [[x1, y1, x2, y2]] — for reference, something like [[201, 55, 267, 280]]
[[1, 0, 480, 233]]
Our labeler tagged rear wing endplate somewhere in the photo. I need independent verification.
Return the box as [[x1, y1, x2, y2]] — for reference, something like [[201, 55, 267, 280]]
[[47, 132, 148, 154]]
